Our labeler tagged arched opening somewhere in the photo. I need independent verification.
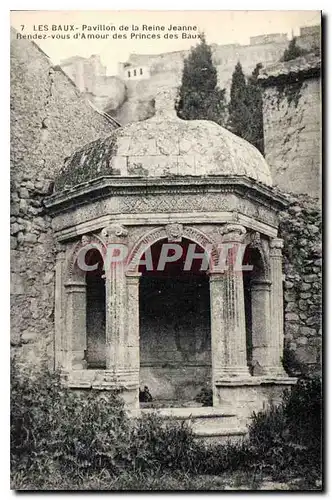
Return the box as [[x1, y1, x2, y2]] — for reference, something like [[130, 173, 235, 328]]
[[85, 249, 106, 369], [243, 245, 269, 375], [138, 238, 211, 406]]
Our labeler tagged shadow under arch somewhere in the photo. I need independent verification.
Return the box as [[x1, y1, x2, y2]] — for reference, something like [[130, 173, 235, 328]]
[[126, 225, 217, 274], [64, 235, 107, 369], [136, 230, 213, 405], [243, 241, 271, 375]]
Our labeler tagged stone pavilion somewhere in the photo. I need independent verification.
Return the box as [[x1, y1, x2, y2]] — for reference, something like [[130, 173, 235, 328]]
[[45, 88, 295, 425]]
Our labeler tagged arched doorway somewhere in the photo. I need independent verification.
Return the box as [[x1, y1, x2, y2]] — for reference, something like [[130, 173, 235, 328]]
[[138, 238, 211, 405], [243, 245, 270, 375], [85, 248, 106, 369]]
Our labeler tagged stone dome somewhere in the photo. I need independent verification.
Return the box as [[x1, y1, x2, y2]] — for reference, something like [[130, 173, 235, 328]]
[[55, 88, 272, 191]]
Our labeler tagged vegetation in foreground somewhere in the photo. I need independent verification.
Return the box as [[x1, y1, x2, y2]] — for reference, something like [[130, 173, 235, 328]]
[[11, 361, 322, 491]]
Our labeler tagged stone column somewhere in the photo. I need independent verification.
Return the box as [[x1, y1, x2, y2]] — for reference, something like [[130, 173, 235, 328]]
[[125, 272, 141, 388], [269, 238, 287, 376], [102, 224, 129, 374], [55, 249, 65, 370], [251, 279, 273, 374], [210, 224, 250, 382], [64, 281, 87, 370]]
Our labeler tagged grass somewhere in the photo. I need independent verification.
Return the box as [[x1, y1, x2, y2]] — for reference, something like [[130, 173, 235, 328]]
[[12, 468, 322, 491], [11, 363, 322, 492]]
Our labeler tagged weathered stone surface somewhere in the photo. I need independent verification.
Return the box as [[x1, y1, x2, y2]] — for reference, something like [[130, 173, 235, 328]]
[[285, 313, 299, 322], [280, 193, 321, 375], [10, 28, 116, 368], [55, 88, 273, 190], [299, 326, 317, 337], [262, 73, 320, 198]]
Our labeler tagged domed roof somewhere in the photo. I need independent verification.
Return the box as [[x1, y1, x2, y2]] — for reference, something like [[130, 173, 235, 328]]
[[55, 88, 272, 191]]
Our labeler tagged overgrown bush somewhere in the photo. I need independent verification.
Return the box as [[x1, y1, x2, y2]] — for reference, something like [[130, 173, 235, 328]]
[[128, 414, 199, 473], [11, 359, 322, 489], [11, 361, 200, 488], [11, 360, 130, 482], [246, 376, 322, 480]]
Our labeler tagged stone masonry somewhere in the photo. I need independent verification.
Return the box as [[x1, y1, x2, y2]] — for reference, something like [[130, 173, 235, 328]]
[[10, 32, 322, 386], [259, 53, 321, 198], [280, 194, 322, 375], [10, 28, 118, 368]]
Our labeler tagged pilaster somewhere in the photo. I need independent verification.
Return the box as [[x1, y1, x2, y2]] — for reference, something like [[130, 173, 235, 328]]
[[269, 238, 287, 376]]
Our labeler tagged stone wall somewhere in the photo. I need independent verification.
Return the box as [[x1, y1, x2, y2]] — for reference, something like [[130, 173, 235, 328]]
[[10, 29, 116, 368], [280, 194, 322, 375], [262, 76, 321, 198]]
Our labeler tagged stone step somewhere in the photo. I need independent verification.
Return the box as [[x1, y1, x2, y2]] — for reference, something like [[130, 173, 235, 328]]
[[128, 406, 249, 444], [193, 424, 248, 445]]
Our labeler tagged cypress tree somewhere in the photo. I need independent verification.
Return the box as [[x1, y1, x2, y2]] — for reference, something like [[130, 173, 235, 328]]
[[176, 35, 227, 126], [227, 62, 250, 138], [246, 63, 264, 154], [227, 62, 264, 154]]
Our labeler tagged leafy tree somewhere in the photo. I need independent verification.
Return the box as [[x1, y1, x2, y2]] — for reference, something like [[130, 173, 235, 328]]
[[176, 35, 227, 126], [227, 62, 264, 154], [281, 37, 308, 62]]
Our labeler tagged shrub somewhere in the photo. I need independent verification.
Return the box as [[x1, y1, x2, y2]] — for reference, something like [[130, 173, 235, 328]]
[[11, 359, 322, 489], [128, 414, 199, 473], [11, 360, 129, 481], [11, 362, 200, 487], [246, 376, 322, 480]]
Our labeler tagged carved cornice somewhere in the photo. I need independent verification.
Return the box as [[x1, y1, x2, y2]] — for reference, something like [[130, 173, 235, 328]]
[[45, 175, 289, 215]]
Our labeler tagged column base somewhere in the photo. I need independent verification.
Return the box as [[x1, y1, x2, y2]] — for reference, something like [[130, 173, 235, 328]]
[[213, 376, 297, 421], [65, 368, 140, 408], [251, 364, 288, 377], [72, 351, 87, 370], [214, 365, 251, 380]]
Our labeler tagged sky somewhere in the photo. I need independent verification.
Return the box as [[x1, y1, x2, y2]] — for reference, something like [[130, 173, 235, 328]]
[[10, 10, 321, 75]]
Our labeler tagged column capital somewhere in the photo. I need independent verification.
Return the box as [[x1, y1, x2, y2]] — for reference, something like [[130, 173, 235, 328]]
[[252, 278, 272, 285], [251, 279, 272, 291], [221, 224, 247, 243], [270, 238, 284, 256], [64, 281, 86, 289], [126, 271, 142, 281], [208, 271, 226, 281]]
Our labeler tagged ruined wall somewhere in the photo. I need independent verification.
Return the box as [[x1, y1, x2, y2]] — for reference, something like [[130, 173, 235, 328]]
[[89, 75, 126, 112], [113, 41, 288, 124], [280, 194, 322, 375], [262, 76, 321, 198], [10, 29, 116, 368]]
